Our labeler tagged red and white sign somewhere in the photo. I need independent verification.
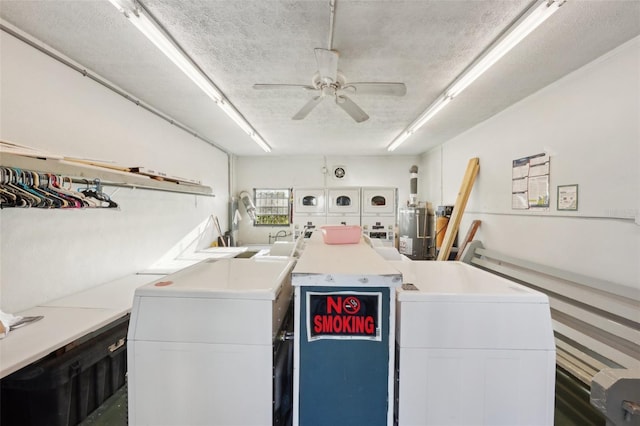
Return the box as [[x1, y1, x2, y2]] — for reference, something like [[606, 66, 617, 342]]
[[306, 291, 382, 341]]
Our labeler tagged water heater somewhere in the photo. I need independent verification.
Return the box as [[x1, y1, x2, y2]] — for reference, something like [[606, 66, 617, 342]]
[[398, 206, 435, 260]]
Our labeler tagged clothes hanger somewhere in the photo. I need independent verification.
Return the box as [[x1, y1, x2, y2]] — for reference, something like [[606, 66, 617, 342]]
[[46, 174, 86, 208], [80, 179, 118, 208], [27, 171, 65, 208], [5, 168, 42, 207]]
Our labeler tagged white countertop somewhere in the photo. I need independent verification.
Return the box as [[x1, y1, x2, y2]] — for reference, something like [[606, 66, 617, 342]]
[[0, 273, 164, 378], [139, 246, 249, 274], [1, 246, 272, 378], [390, 260, 548, 303], [42, 274, 163, 310], [134, 258, 296, 300], [292, 231, 401, 287]]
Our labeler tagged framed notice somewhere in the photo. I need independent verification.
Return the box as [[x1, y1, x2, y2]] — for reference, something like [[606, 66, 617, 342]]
[[306, 291, 382, 342], [557, 184, 578, 211], [512, 153, 550, 210]]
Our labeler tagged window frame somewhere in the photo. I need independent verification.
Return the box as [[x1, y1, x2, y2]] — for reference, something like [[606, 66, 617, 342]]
[[252, 188, 292, 227]]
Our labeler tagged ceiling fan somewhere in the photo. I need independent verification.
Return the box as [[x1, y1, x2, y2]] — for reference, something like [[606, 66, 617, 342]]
[[253, 48, 406, 123]]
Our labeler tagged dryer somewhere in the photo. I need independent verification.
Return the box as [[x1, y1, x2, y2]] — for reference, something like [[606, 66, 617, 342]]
[[326, 187, 361, 226], [361, 187, 397, 247], [293, 188, 326, 215], [362, 187, 396, 216], [293, 188, 327, 239]]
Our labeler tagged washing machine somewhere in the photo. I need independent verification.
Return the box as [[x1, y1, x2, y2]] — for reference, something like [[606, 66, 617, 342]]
[[127, 257, 296, 426], [361, 187, 397, 247], [391, 261, 556, 426]]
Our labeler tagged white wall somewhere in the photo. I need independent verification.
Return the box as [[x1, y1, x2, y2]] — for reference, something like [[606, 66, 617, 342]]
[[0, 31, 230, 312], [234, 155, 420, 245], [420, 36, 640, 289]]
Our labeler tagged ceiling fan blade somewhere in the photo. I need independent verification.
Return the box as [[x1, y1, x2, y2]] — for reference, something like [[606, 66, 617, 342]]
[[345, 82, 407, 96], [314, 48, 339, 83], [253, 84, 317, 91], [292, 96, 324, 120], [335, 95, 369, 123]]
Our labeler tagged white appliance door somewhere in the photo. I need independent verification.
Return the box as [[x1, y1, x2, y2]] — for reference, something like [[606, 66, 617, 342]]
[[294, 188, 326, 214], [327, 188, 360, 214], [362, 188, 396, 215]]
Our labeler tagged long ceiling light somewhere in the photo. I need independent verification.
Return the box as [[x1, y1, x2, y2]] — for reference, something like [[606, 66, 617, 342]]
[[388, 0, 565, 152], [107, 0, 271, 153]]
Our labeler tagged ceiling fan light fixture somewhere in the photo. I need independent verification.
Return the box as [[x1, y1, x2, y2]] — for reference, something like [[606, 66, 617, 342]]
[[108, 0, 271, 153]]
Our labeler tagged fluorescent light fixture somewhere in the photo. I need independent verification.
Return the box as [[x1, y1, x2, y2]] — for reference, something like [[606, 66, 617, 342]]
[[108, 0, 272, 153], [250, 134, 272, 153], [219, 100, 254, 135], [387, 130, 413, 152], [388, 0, 564, 152], [387, 96, 451, 151], [446, 0, 564, 98], [409, 95, 452, 133]]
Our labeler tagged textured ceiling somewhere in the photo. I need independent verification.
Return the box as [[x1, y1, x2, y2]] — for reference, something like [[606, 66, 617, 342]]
[[1, 0, 639, 156]]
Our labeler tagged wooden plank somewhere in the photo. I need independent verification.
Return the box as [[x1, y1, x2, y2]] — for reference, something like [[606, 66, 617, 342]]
[[64, 157, 133, 172], [454, 219, 481, 260], [437, 157, 480, 261]]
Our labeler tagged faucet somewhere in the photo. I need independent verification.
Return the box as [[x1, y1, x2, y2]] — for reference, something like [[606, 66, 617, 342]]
[[274, 230, 288, 242], [269, 230, 291, 244]]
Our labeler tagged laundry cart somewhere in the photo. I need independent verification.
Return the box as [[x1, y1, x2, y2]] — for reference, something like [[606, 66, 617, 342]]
[[127, 257, 296, 426], [292, 229, 402, 426], [391, 261, 556, 426]]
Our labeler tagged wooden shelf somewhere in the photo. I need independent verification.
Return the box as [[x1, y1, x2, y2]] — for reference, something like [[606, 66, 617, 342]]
[[0, 153, 214, 197]]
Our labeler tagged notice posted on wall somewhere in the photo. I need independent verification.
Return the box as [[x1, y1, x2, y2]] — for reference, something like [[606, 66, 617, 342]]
[[512, 153, 550, 210], [306, 291, 382, 342]]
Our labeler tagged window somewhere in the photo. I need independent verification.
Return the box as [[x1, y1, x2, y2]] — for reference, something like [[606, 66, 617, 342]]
[[253, 188, 291, 226]]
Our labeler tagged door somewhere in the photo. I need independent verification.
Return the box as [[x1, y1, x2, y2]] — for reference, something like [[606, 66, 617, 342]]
[[362, 187, 396, 215], [293, 188, 326, 214], [327, 188, 360, 215]]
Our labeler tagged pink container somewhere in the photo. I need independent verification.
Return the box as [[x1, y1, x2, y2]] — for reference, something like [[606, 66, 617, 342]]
[[320, 225, 362, 245]]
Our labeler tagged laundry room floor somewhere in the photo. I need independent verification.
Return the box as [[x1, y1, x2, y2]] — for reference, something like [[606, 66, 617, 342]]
[[78, 370, 602, 426], [79, 384, 127, 426]]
